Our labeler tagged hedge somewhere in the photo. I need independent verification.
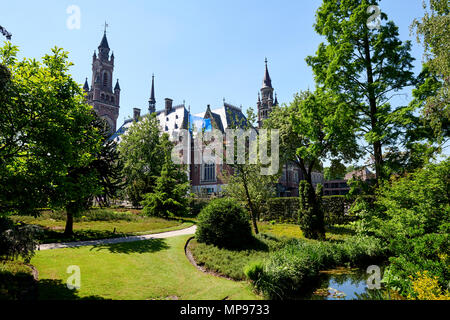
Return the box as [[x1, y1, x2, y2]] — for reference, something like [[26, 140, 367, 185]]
[[261, 196, 357, 225], [189, 196, 364, 225]]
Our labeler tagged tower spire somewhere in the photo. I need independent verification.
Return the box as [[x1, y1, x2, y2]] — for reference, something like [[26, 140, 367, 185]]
[[149, 74, 156, 114], [263, 57, 272, 88]]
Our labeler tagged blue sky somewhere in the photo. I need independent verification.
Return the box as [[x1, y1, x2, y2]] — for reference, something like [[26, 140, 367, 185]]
[[2, 0, 427, 124]]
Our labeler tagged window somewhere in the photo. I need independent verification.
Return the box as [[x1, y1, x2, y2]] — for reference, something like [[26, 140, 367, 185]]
[[111, 96, 115, 103], [103, 72, 108, 87], [202, 163, 215, 182]]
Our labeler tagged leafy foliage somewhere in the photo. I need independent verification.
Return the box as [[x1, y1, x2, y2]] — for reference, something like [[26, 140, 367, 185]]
[[352, 159, 450, 295], [141, 141, 190, 218], [411, 0, 450, 140], [118, 114, 170, 207], [223, 108, 279, 234], [298, 181, 325, 240], [307, 0, 416, 182], [0, 218, 41, 263], [195, 198, 253, 249], [0, 44, 103, 228], [246, 236, 385, 299]]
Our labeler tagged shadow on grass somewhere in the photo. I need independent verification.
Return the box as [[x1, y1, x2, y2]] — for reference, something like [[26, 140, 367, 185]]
[[37, 279, 107, 300], [90, 238, 170, 254], [40, 229, 133, 244]]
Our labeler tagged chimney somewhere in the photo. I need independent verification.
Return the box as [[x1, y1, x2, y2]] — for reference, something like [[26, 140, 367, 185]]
[[165, 98, 173, 114], [133, 108, 141, 121]]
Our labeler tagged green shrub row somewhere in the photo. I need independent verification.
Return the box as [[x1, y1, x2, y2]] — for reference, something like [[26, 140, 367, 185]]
[[261, 196, 358, 225], [245, 236, 386, 299]]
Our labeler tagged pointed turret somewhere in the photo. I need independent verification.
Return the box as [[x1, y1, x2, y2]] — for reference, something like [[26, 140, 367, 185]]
[[98, 32, 110, 60], [258, 58, 275, 128], [83, 78, 89, 92], [274, 92, 279, 106], [263, 57, 272, 88], [114, 79, 121, 91]]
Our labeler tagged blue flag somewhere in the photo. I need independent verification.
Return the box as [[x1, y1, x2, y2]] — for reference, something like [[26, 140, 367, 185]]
[[189, 114, 212, 132]]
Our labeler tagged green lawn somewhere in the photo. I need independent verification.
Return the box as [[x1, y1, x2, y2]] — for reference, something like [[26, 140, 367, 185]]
[[258, 222, 355, 242], [12, 209, 194, 243], [31, 235, 260, 300]]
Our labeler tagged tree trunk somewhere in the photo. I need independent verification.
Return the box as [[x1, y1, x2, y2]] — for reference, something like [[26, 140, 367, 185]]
[[64, 208, 74, 236], [363, 33, 384, 184], [241, 172, 259, 235]]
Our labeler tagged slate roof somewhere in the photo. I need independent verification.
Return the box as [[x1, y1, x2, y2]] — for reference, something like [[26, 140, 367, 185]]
[[110, 102, 248, 143], [99, 33, 109, 49]]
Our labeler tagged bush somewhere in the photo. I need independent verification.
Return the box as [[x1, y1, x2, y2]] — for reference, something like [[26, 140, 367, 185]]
[[0, 261, 36, 300], [244, 261, 264, 282], [0, 218, 41, 263], [195, 198, 252, 249], [188, 198, 210, 217]]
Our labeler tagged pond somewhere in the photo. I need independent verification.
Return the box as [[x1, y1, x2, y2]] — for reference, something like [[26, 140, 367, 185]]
[[295, 267, 384, 300]]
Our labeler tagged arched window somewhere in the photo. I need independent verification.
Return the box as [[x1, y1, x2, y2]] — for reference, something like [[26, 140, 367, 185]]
[[106, 95, 110, 102], [111, 96, 115, 104], [101, 93, 105, 100]]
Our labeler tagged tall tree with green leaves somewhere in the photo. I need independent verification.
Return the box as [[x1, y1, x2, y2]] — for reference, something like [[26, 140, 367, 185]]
[[264, 90, 358, 188], [411, 0, 449, 142], [0, 43, 104, 234], [307, 0, 416, 183], [118, 113, 170, 207], [223, 108, 279, 235], [141, 139, 190, 218], [90, 115, 125, 208]]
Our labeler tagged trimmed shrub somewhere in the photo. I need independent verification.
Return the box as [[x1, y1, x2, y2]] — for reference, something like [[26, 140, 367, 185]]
[[195, 198, 252, 249], [298, 182, 325, 240]]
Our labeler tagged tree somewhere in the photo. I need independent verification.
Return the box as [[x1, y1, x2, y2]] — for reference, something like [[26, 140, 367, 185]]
[[324, 160, 347, 181], [264, 91, 358, 187], [223, 108, 279, 235], [141, 140, 190, 218], [90, 115, 125, 208], [265, 90, 358, 239], [298, 181, 325, 240], [61, 113, 126, 235], [307, 0, 416, 183], [411, 0, 449, 142], [117, 113, 169, 207], [0, 44, 103, 229]]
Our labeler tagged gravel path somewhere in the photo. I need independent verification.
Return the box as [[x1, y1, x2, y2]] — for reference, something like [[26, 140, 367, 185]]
[[38, 225, 197, 251]]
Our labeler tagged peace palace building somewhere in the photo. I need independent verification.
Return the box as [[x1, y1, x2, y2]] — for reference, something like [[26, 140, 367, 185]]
[[84, 32, 324, 197]]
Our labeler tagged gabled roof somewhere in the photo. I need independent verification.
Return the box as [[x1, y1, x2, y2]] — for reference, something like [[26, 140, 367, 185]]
[[194, 103, 247, 132]]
